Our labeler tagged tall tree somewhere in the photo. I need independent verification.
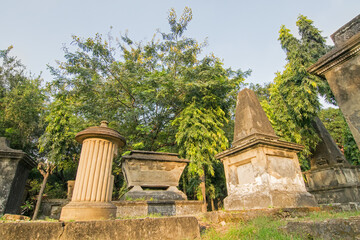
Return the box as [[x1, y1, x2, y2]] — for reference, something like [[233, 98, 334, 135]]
[[40, 8, 248, 203], [263, 15, 333, 168], [0, 46, 46, 156]]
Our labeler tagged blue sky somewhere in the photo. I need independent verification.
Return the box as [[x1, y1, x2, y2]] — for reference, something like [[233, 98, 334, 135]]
[[1, 0, 359, 92]]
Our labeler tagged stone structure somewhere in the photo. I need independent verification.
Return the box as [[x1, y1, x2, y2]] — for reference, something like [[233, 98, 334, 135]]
[[216, 89, 317, 210], [0, 137, 36, 215], [113, 200, 203, 217], [122, 150, 189, 200], [60, 121, 126, 221], [0, 216, 200, 240], [118, 150, 203, 216], [308, 14, 360, 150], [303, 117, 360, 206]]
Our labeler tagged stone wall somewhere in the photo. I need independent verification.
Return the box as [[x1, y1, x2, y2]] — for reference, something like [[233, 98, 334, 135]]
[[0, 138, 35, 215], [0, 216, 200, 240]]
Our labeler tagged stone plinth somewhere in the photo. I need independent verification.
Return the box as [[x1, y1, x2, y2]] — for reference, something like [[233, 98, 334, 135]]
[[60, 121, 126, 221], [114, 200, 203, 217], [304, 117, 360, 205], [308, 14, 360, 149], [0, 137, 36, 215], [216, 89, 317, 210], [121, 150, 189, 200]]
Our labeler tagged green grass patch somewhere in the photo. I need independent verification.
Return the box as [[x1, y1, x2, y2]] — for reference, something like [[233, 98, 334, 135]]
[[201, 216, 300, 240]]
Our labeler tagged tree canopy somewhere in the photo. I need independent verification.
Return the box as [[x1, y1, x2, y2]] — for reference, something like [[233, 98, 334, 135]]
[[0, 46, 46, 156], [39, 7, 248, 203]]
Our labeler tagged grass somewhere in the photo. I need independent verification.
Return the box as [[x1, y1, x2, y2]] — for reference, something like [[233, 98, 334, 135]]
[[200, 210, 360, 240], [201, 216, 300, 240]]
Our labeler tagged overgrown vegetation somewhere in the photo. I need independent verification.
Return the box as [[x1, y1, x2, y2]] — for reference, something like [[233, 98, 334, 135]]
[[201, 211, 360, 239]]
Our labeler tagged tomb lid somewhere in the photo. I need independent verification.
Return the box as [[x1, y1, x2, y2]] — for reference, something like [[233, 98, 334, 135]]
[[122, 150, 189, 163], [75, 120, 126, 147], [232, 88, 278, 146], [0, 137, 36, 169]]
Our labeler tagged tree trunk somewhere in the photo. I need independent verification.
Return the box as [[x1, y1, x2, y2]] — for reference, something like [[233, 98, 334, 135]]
[[211, 198, 215, 211], [200, 174, 207, 212], [32, 163, 52, 220], [32, 171, 49, 220]]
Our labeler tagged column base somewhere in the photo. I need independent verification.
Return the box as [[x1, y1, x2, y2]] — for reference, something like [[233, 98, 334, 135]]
[[60, 201, 117, 221]]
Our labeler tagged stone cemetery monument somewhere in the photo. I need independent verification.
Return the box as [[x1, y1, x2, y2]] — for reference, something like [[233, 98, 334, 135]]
[[0, 137, 36, 215], [304, 117, 360, 206], [60, 121, 126, 221], [115, 150, 203, 216], [216, 89, 317, 210], [308, 14, 360, 150], [122, 150, 189, 200]]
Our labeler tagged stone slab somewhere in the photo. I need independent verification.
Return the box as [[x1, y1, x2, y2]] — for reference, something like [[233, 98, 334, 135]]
[[283, 216, 360, 240], [0, 216, 200, 240], [114, 200, 203, 218]]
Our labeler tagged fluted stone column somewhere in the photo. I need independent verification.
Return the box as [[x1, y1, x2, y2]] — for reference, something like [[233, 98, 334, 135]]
[[60, 121, 125, 221]]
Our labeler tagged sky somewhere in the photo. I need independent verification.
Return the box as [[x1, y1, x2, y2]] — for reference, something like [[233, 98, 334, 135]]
[[1, 0, 359, 92]]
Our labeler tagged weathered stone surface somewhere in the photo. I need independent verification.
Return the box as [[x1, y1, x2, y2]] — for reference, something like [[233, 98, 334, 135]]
[[0, 137, 36, 215], [331, 14, 360, 46], [0, 222, 64, 240], [310, 117, 349, 168], [60, 121, 126, 221], [304, 117, 360, 205], [122, 150, 189, 201], [283, 217, 360, 240], [308, 15, 360, 150], [232, 88, 278, 146], [217, 89, 317, 210], [2, 214, 30, 221], [66, 181, 75, 200], [40, 199, 69, 220], [113, 200, 203, 217], [0, 216, 200, 240]]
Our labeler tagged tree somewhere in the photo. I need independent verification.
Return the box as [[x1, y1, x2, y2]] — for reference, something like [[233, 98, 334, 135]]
[[263, 15, 333, 169], [32, 162, 55, 220], [40, 7, 248, 204], [0, 46, 46, 156]]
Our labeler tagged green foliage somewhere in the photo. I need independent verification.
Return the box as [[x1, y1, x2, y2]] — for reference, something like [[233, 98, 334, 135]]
[[0, 46, 46, 156], [174, 103, 228, 176], [264, 15, 333, 168], [319, 108, 360, 164], [38, 7, 247, 202]]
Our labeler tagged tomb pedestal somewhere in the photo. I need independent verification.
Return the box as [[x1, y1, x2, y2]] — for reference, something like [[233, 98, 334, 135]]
[[217, 134, 317, 210], [122, 151, 189, 201], [217, 89, 317, 210], [60, 121, 125, 221]]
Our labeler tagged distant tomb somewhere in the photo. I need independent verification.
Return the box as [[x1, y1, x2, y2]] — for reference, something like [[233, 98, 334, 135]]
[[216, 89, 317, 210], [304, 117, 360, 207], [116, 150, 203, 216], [0, 137, 36, 215]]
